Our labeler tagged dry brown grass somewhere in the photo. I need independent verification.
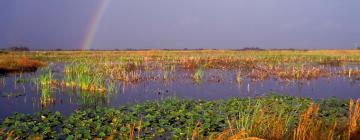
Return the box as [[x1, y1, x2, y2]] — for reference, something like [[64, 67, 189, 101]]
[[127, 122, 136, 140], [227, 129, 247, 140], [292, 103, 338, 140], [29, 135, 42, 140], [268, 117, 286, 140], [0, 57, 46, 73], [192, 121, 202, 140], [5, 130, 18, 140], [214, 128, 234, 140], [348, 98, 360, 139], [293, 103, 320, 140], [215, 129, 264, 140], [212, 98, 360, 140]]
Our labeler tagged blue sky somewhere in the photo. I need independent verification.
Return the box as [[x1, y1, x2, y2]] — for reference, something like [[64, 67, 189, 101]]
[[1, 0, 360, 50]]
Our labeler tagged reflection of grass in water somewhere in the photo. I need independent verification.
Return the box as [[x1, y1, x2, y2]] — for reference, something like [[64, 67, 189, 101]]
[[78, 91, 107, 108], [163, 70, 169, 82], [236, 70, 242, 86], [107, 80, 116, 94], [37, 67, 54, 106], [7, 50, 360, 85]]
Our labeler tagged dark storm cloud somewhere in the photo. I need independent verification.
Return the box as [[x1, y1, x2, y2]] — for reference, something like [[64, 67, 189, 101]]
[[0, 0, 360, 50]]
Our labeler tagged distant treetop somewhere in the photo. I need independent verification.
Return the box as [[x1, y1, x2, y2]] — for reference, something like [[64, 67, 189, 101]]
[[6, 46, 30, 51]]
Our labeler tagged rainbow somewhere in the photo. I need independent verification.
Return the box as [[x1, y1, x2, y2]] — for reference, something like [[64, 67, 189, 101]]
[[81, 0, 111, 50]]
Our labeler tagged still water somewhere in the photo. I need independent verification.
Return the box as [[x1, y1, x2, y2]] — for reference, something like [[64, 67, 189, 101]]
[[1, 63, 360, 119]]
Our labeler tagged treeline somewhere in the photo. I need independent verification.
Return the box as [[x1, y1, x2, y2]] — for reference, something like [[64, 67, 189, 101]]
[[3, 46, 356, 51], [1, 46, 30, 51]]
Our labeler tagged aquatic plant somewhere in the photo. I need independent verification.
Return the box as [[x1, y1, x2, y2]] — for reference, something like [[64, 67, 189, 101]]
[[349, 68, 353, 78], [4, 50, 360, 84], [0, 95, 356, 139], [193, 67, 204, 84], [4, 50, 360, 139], [38, 67, 52, 84], [236, 70, 242, 86], [37, 67, 54, 106]]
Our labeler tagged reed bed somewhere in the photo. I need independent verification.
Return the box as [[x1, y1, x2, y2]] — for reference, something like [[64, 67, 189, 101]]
[[3, 50, 360, 83], [0, 57, 46, 73]]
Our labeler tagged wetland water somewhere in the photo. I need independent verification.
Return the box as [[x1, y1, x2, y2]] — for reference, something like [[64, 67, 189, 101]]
[[1, 63, 360, 119]]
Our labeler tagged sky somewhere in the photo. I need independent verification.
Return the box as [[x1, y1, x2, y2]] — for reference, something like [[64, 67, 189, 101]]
[[0, 0, 360, 50]]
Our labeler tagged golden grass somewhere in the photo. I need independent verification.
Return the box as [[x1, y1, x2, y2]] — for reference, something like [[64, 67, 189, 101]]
[[215, 129, 264, 140], [293, 103, 320, 140], [192, 121, 202, 140], [214, 128, 234, 140], [127, 122, 136, 140], [5, 130, 18, 140], [348, 98, 360, 139], [29, 135, 42, 140], [220, 101, 342, 140], [0, 57, 46, 73], [238, 137, 265, 140], [3, 49, 360, 62], [269, 117, 286, 140], [227, 129, 247, 140]]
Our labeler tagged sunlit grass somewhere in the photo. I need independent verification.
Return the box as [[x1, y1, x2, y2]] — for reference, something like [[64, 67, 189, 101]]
[[2, 50, 360, 139]]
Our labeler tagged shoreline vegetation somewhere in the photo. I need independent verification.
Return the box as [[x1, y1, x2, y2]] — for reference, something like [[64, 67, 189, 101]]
[[1, 50, 360, 139], [0, 57, 46, 74], [0, 95, 359, 139]]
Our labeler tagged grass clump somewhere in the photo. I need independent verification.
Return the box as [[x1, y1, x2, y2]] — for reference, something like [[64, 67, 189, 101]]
[[0, 58, 46, 73]]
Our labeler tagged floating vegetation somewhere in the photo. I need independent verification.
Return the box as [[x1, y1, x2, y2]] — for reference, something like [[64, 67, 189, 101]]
[[0, 95, 358, 139]]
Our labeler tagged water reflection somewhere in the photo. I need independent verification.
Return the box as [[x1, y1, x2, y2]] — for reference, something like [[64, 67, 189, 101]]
[[1, 64, 360, 118]]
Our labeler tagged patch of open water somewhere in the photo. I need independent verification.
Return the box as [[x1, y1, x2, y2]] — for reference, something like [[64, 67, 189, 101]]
[[1, 63, 360, 118]]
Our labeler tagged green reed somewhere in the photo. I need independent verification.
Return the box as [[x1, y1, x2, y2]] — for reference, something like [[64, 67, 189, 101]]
[[193, 67, 204, 84]]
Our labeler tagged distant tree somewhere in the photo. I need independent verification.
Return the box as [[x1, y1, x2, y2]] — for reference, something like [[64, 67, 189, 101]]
[[55, 48, 62, 51], [286, 48, 295, 51], [241, 47, 264, 51], [7, 46, 30, 51]]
